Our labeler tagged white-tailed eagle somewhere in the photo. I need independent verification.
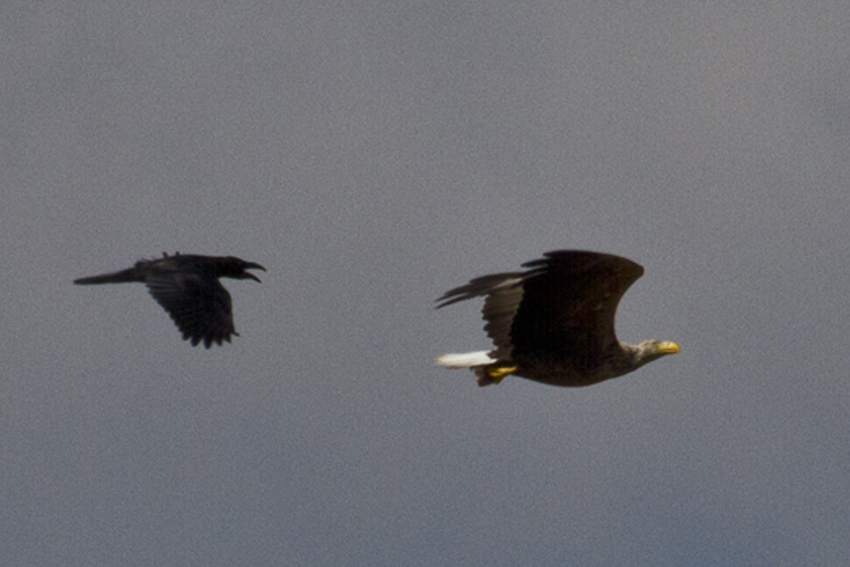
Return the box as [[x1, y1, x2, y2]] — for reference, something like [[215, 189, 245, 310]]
[[436, 250, 678, 387]]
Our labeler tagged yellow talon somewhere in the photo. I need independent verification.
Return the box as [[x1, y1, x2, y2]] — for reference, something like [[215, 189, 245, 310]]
[[486, 365, 517, 384]]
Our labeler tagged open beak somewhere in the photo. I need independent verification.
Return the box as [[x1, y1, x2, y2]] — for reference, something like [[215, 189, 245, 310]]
[[245, 262, 266, 283]]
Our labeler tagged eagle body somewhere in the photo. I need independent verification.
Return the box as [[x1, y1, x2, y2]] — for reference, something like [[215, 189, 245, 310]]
[[435, 250, 678, 387]]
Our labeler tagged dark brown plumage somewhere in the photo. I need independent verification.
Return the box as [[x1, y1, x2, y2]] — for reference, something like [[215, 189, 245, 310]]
[[435, 250, 679, 387], [74, 253, 265, 348]]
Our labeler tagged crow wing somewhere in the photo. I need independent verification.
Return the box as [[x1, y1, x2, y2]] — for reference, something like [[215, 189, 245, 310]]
[[145, 271, 237, 348]]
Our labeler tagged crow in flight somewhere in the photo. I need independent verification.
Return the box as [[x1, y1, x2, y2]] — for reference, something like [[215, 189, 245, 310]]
[[74, 253, 266, 348]]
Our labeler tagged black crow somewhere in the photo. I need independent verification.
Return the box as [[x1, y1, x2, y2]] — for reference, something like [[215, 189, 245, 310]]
[[75, 253, 265, 348]]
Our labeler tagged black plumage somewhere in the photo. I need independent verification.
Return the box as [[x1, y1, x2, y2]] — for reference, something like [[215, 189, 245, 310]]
[[74, 253, 265, 348], [435, 250, 679, 387]]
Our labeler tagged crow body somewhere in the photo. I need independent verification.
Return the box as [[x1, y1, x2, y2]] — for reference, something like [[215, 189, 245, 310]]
[[74, 253, 265, 348]]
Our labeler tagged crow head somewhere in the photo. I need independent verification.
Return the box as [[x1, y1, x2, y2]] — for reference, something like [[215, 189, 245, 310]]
[[219, 257, 266, 282]]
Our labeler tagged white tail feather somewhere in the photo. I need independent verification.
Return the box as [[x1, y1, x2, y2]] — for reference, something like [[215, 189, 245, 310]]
[[434, 351, 495, 368]]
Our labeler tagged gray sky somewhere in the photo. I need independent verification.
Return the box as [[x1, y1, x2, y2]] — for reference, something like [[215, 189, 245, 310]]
[[3, 1, 850, 565]]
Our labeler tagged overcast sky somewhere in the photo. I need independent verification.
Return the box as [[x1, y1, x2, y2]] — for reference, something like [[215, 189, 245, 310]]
[[3, 1, 850, 565]]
